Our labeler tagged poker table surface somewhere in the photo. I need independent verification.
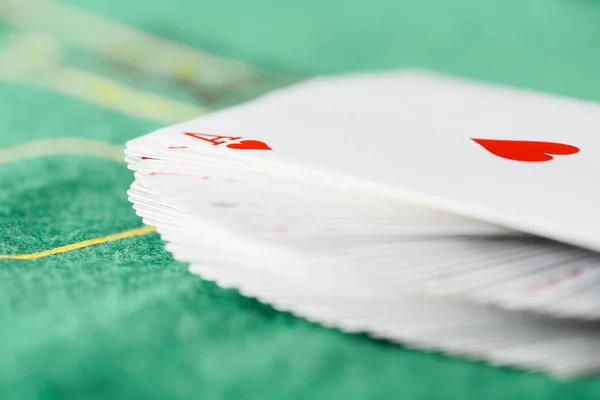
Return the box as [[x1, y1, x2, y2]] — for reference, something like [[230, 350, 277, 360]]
[[2, 1, 600, 398]]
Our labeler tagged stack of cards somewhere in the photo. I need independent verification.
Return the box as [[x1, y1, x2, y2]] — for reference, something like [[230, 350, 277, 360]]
[[126, 71, 600, 377]]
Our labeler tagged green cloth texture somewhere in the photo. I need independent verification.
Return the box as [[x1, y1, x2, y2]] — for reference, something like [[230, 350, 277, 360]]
[[2, 0, 600, 399]]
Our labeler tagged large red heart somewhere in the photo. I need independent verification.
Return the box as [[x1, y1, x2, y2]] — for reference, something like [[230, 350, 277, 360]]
[[471, 138, 579, 162], [226, 140, 272, 150]]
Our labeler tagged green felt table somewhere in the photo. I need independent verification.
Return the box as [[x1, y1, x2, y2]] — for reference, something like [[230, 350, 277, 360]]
[[1, 0, 600, 398]]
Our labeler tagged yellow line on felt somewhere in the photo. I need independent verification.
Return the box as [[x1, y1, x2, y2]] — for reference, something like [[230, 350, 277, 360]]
[[0, 226, 157, 260], [0, 0, 257, 86], [0, 138, 126, 166], [0, 48, 206, 123], [51, 66, 206, 122]]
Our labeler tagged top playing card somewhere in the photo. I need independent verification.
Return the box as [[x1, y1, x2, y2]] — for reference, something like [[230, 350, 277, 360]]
[[130, 71, 600, 252]]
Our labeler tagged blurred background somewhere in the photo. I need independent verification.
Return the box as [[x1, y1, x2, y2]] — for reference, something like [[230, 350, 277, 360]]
[[3, 0, 600, 119], [1, 0, 600, 399]]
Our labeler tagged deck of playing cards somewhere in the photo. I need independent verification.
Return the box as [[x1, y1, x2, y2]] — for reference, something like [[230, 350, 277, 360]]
[[126, 71, 600, 377]]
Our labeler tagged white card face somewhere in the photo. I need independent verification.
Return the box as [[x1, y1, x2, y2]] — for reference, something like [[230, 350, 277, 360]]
[[128, 71, 600, 252]]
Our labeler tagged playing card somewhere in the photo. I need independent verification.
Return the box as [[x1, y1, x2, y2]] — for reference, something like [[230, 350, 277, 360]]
[[132, 71, 600, 253]]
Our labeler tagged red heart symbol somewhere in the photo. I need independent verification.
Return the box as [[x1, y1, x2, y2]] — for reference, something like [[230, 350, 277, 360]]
[[226, 140, 272, 150], [471, 138, 579, 162]]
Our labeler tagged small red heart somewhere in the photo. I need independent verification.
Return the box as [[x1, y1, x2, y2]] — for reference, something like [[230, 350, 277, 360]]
[[471, 138, 579, 162], [226, 140, 272, 150]]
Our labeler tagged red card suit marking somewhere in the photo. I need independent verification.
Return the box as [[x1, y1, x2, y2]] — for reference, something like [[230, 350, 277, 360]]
[[185, 132, 272, 150], [471, 138, 579, 162], [226, 140, 272, 150]]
